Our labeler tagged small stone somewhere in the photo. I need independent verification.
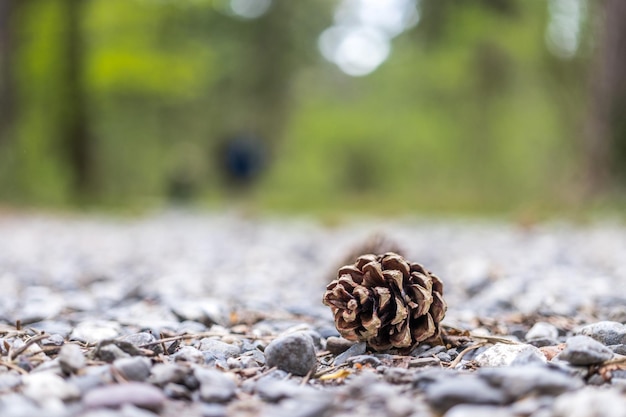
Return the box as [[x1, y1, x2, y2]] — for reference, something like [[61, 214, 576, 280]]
[[347, 355, 382, 367], [199, 339, 241, 359], [437, 352, 452, 362], [552, 386, 626, 417], [325, 336, 355, 355], [575, 321, 626, 346], [478, 365, 583, 401], [608, 345, 626, 355], [558, 335, 614, 365], [256, 379, 315, 403], [475, 343, 546, 367], [120, 333, 160, 351], [40, 333, 66, 354], [408, 357, 441, 368], [194, 368, 236, 403], [113, 357, 152, 382], [264, 332, 318, 376], [444, 405, 516, 417], [415, 345, 447, 358], [59, 343, 86, 374], [149, 363, 189, 387], [70, 320, 122, 344], [96, 344, 131, 363], [426, 375, 506, 413], [22, 372, 81, 402], [333, 342, 366, 366], [83, 382, 166, 412], [526, 322, 559, 341], [163, 382, 192, 400], [173, 346, 205, 364]]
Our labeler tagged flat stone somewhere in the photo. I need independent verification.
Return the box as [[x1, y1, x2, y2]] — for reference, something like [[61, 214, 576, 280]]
[[22, 372, 81, 402], [83, 382, 166, 412], [113, 357, 152, 382], [70, 321, 122, 344], [444, 405, 516, 417], [475, 343, 546, 367], [149, 364, 189, 387], [575, 321, 626, 346], [264, 332, 318, 376], [59, 343, 86, 374], [173, 346, 205, 364], [478, 365, 583, 401], [558, 335, 614, 365], [194, 368, 236, 403], [333, 342, 366, 366], [552, 387, 626, 417], [325, 336, 355, 355], [525, 322, 559, 341], [425, 375, 507, 413], [198, 339, 241, 359]]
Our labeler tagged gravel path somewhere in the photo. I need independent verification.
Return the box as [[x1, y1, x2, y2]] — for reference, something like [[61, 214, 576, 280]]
[[1, 212, 625, 416]]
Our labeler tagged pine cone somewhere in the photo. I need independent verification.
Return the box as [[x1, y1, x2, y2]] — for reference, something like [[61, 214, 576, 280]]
[[323, 252, 447, 351]]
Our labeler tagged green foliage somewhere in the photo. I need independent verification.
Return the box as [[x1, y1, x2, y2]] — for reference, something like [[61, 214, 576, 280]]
[[0, 0, 591, 214]]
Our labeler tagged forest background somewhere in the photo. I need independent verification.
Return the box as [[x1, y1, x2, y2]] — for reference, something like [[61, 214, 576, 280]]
[[0, 0, 625, 218]]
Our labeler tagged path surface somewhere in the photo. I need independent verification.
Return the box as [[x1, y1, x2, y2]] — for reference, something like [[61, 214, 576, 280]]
[[1, 212, 625, 416]]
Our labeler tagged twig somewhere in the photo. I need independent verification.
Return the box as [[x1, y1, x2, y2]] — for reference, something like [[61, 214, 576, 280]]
[[448, 341, 487, 368], [0, 360, 28, 375], [137, 332, 276, 349], [9, 333, 49, 360], [468, 334, 520, 345]]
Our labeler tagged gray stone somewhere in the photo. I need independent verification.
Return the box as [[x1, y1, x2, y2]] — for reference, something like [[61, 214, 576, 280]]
[[70, 320, 122, 344], [346, 355, 382, 367], [113, 357, 152, 382], [333, 341, 366, 366], [173, 346, 205, 364], [559, 335, 614, 365], [444, 405, 516, 417], [0, 373, 21, 390], [119, 333, 159, 349], [170, 299, 229, 327], [255, 379, 315, 403], [608, 344, 626, 355], [325, 336, 355, 355], [149, 363, 189, 386], [198, 339, 241, 359], [552, 387, 626, 417], [194, 368, 236, 403], [264, 332, 318, 376], [475, 343, 546, 367], [22, 372, 81, 403], [526, 322, 559, 341], [259, 393, 333, 417], [576, 321, 626, 346], [425, 375, 506, 412], [59, 344, 86, 374], [478, 365, 583, 401], [96, 344, 131, 363], [83, 382, 166, 412]]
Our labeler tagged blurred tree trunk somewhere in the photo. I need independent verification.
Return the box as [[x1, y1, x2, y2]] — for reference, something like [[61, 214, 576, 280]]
[[584, 0, 626, 192], [0, 0, 17, 147], [61, 0, 94, 201]]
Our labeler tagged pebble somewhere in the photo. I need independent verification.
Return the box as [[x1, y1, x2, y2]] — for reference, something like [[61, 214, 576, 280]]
[[59, 343, 86, 374], [70, 321, 122, 344], [83, 382, 166, 412], [475, 343, 546, 367], [325, 336, 355, 355], [113, 357, 152, 382], [576, 321, 626, 346], [199, 339, 241, 359], [558, 335, 614, 365], [477, 365, 583, 400], [96, 344, 132, 362], [444, 404, 516, 417], [551, 387, 626, 417], [22, 372, 81, 403], [149, 364, 189, 387], [264, 332, 318, 376], [173, 346, 205, 364], [333, 342, 367, 366], [425, 374, 507, 412], [194, 368, 236, 403], [526, 322, 559, 341]]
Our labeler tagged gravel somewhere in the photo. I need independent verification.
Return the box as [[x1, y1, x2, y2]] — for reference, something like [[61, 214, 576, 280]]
[[1, 212, 626, 416]]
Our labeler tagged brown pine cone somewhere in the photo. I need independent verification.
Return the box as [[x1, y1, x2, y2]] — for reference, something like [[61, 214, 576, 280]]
[[323, 252, 447, 351]]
